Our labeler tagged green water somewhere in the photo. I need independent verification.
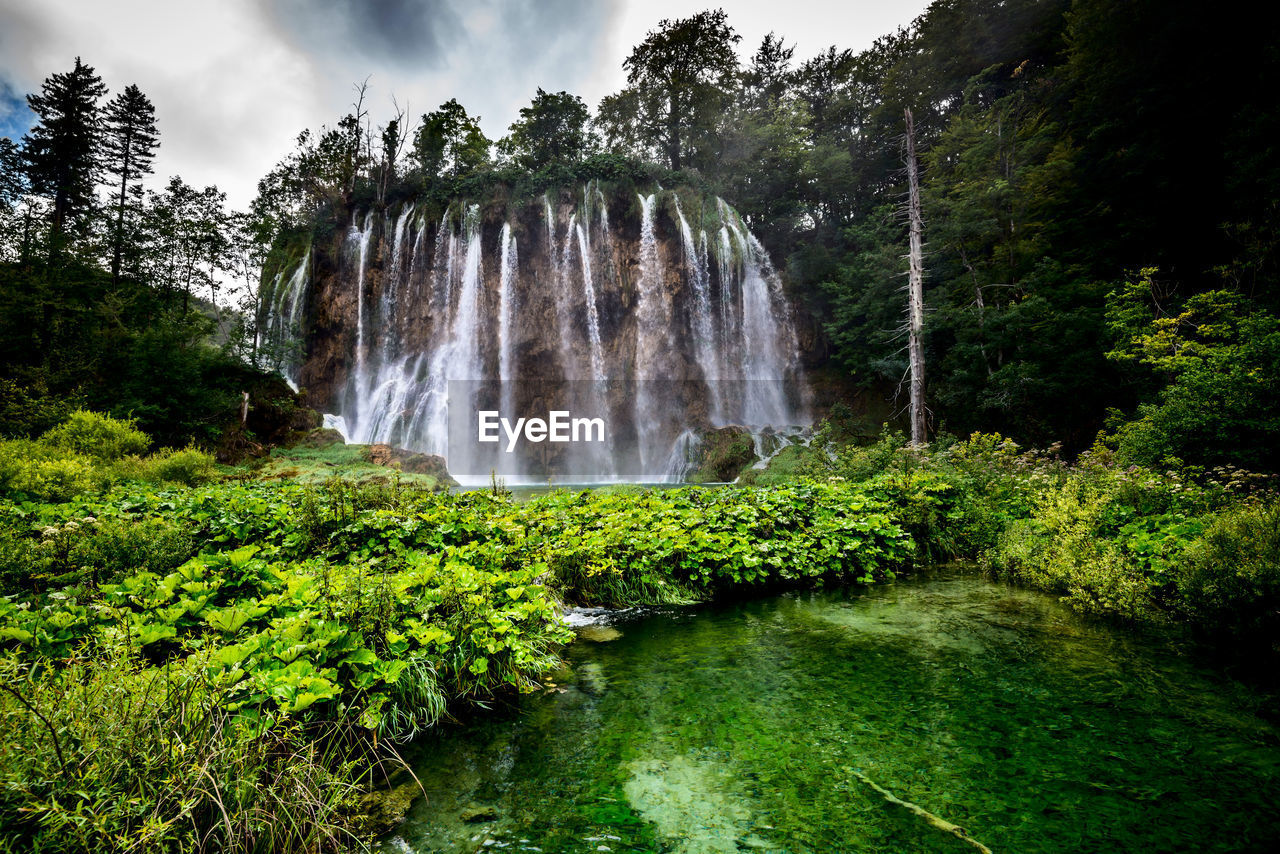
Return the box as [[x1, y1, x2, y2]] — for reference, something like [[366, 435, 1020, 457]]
[[385, 569, 1280, 853]]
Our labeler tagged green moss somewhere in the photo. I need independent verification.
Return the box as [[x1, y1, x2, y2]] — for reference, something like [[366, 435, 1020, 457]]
[[686, 427, 758, 483], [737, 444, 816, 486], [244, 442, 447, 490]]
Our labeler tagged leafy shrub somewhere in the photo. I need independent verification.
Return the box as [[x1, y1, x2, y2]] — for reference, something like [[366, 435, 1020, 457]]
[[1176, 502, 1280, 643], [40, 410, 150, 461], [0, 440, 109, 502], [114, 445, 216, 486], [0, 377, 80, 439], [69, 517, 197, 586]]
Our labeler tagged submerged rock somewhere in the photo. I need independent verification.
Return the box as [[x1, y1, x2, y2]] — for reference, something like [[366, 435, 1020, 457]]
[[578, 662, 608, 694], [623, 755, 753, 853], [460, 804, 499, 823], [577, 625, 622, 643], [358, 781, 421, 834]]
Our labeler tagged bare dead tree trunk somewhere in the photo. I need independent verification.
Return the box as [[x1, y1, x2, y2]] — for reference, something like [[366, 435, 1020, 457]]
[[905, 108, 927, 446]]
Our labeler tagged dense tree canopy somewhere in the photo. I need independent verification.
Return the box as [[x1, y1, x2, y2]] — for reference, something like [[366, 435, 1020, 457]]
[[1, 0, 1277, 471], [497, 89, 595, 170], [412, 99, 491, 184], [0, 62, 278, 445], [603, 9, 741, 171]]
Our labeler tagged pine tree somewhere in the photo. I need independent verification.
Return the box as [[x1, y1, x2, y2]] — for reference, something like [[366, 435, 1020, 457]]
[[22, 57, 107, 258], [102, 84, 158, 284]]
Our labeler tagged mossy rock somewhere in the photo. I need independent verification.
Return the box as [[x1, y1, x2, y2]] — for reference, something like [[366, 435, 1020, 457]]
[[294, 427, 346, 449], [358, 781, 421, 834], [366, 446, 458, 487], [687, 426, 758, 483], [736, 444, 813, 486]]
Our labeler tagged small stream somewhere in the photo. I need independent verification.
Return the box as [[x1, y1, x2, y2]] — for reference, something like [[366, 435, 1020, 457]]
[[384, 568, 1280, 853]]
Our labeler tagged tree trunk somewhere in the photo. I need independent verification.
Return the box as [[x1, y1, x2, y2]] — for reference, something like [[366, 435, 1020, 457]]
[[905, 108, 927, 446], [111, 132, 133, 286], [667, 93, 682, 171]]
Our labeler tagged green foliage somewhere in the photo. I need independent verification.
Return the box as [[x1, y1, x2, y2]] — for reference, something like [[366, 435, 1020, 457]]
[[1105, 276, 1280, 471], [114, 445, 216, 486], [102, 83, 159, 284], [604, 9, 742, 171], [0, 440, 107, 502], [2, 422, 1278, 851], [411, 99, 492, 186], [0, 377, 80, 438], [40, 409, 150, 460], [21, 57, 107, 249], [984, 448, 1279, 630], [0, 411, 217, 503], [497, 88, 596, 170], [1176, 502, 1280, 644]]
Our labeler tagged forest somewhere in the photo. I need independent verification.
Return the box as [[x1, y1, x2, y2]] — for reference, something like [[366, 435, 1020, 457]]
[[1, 0, 1278, 851]]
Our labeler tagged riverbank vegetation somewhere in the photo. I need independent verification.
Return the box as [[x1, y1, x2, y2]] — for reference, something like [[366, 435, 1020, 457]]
[[3, 411, 1278, 851]]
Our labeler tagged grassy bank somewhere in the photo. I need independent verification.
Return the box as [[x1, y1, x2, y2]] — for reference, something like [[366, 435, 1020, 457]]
[[2, 414, 1277, 852], [793, 429, 1280, 648]]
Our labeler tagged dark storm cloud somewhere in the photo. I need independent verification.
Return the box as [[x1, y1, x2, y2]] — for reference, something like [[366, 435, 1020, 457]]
[[258, 0, 624, 139], [263, 0, 464, 69]]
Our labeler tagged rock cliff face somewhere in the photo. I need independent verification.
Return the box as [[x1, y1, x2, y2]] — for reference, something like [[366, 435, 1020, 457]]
[[262, 183, 811, 483]]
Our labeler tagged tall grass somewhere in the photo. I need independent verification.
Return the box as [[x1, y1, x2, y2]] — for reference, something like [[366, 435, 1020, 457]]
[[0, 647, 391, 853]]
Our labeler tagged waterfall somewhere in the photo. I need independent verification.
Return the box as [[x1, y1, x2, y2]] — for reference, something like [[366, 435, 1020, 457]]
[[575, 218, 604, 385], [351, 212, 375, 401], [407, 212, 426, 300], [674, 197, 721, 421], [718, 200, 798, 429], [305, 188, 808, 485], [498, 221, 518, 422], [380, 205, 412, 363], [259, 249, 310, 387], [632, 192, 674, 476]]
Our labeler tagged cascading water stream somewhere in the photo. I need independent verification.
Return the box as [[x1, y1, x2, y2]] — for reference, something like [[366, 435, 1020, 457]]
[[498, 222, 518, 435], [380, 205, 412, 363], [674, 197, 721, 422], [257, 250, 311, 387], [351, 212, 375, 403], [575, 219, 605, 385], [721, 202, 793, 428], [632, 192, 675, 477]]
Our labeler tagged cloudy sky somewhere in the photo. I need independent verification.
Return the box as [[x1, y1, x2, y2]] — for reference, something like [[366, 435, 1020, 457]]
[[0, 0, 930, 209]]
